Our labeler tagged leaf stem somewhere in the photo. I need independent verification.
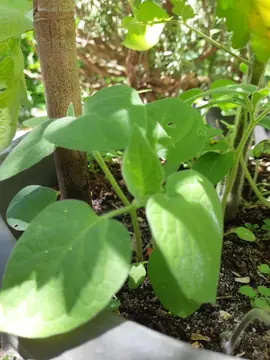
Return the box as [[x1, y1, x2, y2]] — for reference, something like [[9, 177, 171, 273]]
[[102, 203, 136, 220], [93, 151, 130, 206], [130, 208, 143, 262], [139, 18, 251, 66], [239, 155, 270, 207], [93, 151, 143, 261], [182, 21, 251, 66], [221, 121, 255, 212]]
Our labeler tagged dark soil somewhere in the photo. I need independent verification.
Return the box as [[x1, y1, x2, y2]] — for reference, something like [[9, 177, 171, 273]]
[[89, 157, 270, 360]]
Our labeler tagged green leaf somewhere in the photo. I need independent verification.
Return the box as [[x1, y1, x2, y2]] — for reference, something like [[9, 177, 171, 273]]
[[0, 200, 132, 338], [253, 139, 270, 159], [23, 116, 50, 128], [106, 298, 121, 313], [202, 138, 230, 154], [171, 0, 194, 20], [210, 79, 237, 110], [0, 6, 32, 42], [146, 98, 206, 177], [192, 151, 234, 185], [128, 262, 146, 289], [233, 227, 256, 242], [122, 2, 168, 51], [0, 0, 32, 12], [258, 264, 270, 274], [239, 62, 248, 74], [45, 86, 146, 152], [6, 185, 58, 231], [0, 120, 55, 181], [179, 88, 202, 104], [122, 125, 164, 200], [252, 88, 270, 108], [205, 125, 223, 138], [146, 170, 223, 317], [66, 103, 75, 117], [257, 286, 270, 297], [239, 285, 257, 298], [252, 298, 270, 310], [0, 39, 25, 151], [217, 0, 270, 63], [258, 116, 270, 130]]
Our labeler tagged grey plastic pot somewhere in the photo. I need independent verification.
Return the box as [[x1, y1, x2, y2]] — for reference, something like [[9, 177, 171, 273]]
[[0, 137, 238, 360]]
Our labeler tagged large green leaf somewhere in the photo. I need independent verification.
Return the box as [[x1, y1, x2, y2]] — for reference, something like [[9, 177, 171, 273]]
[[0, 120, 55, 181], [45, 86, 146, 152], [6, 185, 58, 231], [146, 170, 223, 317], [217, 0, 270, 63], [122, 125, 164, 201], [0, 200, 132, 338], [192, 151, 234, 185], [122, 2, 169, 51], [0, 5, 32, 42], [146, 98, 206, 177], [0, 39, 25, 151]]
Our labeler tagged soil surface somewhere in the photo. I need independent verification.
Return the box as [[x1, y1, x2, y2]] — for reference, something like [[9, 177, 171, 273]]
[[89, 157, 270, 360]]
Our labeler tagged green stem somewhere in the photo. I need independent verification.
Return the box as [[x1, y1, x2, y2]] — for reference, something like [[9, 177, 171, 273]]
[[93, 151, 130, 206], [102, 203, 137, 220], [239, 155, 270, 207], [132, 18, 250, 66], [130, 209, 143, 262], [182, 22, 250, 66], [221, 122, 255, 212], [93, 151, 143, 261]]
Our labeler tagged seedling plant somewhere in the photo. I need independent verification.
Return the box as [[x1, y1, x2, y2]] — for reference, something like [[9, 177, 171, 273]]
[[0, 0, 269, 342]]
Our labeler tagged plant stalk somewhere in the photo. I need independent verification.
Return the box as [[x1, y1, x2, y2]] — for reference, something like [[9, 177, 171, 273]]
[[221, 122, 255, 212], [93, 151, 143, 261], [240, 155, 270, 207]]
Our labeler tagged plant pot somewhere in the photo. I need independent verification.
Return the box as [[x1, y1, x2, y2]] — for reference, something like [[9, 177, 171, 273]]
[[0, 137, 238, 360]]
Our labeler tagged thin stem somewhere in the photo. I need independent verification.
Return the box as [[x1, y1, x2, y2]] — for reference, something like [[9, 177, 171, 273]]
[[93, 151, 143, 261], [240, 155, 270, 207], [221, 122, 255, 212], [102, 203, 137, 220], [130, 209, 143, 262], [224, 309, 270, 355], [182, 21, 251, 66], [255, 108, 270, 124], [131, 18, 251, 66], [93, 151, 130, 206]]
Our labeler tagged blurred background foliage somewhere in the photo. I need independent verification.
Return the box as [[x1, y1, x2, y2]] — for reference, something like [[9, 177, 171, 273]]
[[19, 0, 249, 122]]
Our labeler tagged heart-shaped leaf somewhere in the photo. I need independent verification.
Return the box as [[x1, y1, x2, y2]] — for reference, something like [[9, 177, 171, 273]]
[[0, 200, 132, 338], [128, 262, 146, 289], [146, 98, 206, 177], [122, 2, 168, 51], [0, 120, 55, 181], [6, 185, 58, 231], [146, 170, 223, 317], [122, 125, 164, 200], [45, 86, 146, 152]]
